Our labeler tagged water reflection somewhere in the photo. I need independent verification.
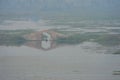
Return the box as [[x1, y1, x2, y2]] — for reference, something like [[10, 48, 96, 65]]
[[41, 40, 51, 49], [0, 29, 80, 51], [24, 30, 62, 51], [0, 29, 120, 53], [24, 40, 57, 51]]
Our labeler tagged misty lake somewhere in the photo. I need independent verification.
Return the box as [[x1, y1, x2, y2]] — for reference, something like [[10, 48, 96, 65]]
[[0, 41, 120, 80], [0, 16, 120, 80]]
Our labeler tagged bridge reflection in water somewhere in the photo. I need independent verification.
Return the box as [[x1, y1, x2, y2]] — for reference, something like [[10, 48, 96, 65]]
[[24, 40, 57, 51], [0, 30, 80, 51], [24, 31, 58, 51], [23, 30, 67, 51]]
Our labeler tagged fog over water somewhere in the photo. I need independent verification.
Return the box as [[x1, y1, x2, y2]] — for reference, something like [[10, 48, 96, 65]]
[[0, 17, 120, 80], [0, 0, 120, 80]]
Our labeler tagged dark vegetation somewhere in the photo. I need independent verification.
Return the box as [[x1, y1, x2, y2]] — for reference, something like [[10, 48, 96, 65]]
[[94, 34, 120, 46], [56, 33, 98, 44], [113, 50, 120, 54], [56, 30, 120, 46], [0, 30, 34, 46], [113, 71, 120, 75]]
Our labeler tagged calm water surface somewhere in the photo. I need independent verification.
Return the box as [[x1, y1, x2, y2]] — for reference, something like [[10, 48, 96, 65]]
[[0, 41, 120, 80]]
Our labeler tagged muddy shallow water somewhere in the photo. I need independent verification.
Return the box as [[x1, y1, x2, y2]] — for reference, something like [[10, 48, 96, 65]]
[[0, 41, 120, 80]]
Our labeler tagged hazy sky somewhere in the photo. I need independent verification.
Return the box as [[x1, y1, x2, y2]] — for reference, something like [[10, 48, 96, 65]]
[[0, 0, 120, 16]]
